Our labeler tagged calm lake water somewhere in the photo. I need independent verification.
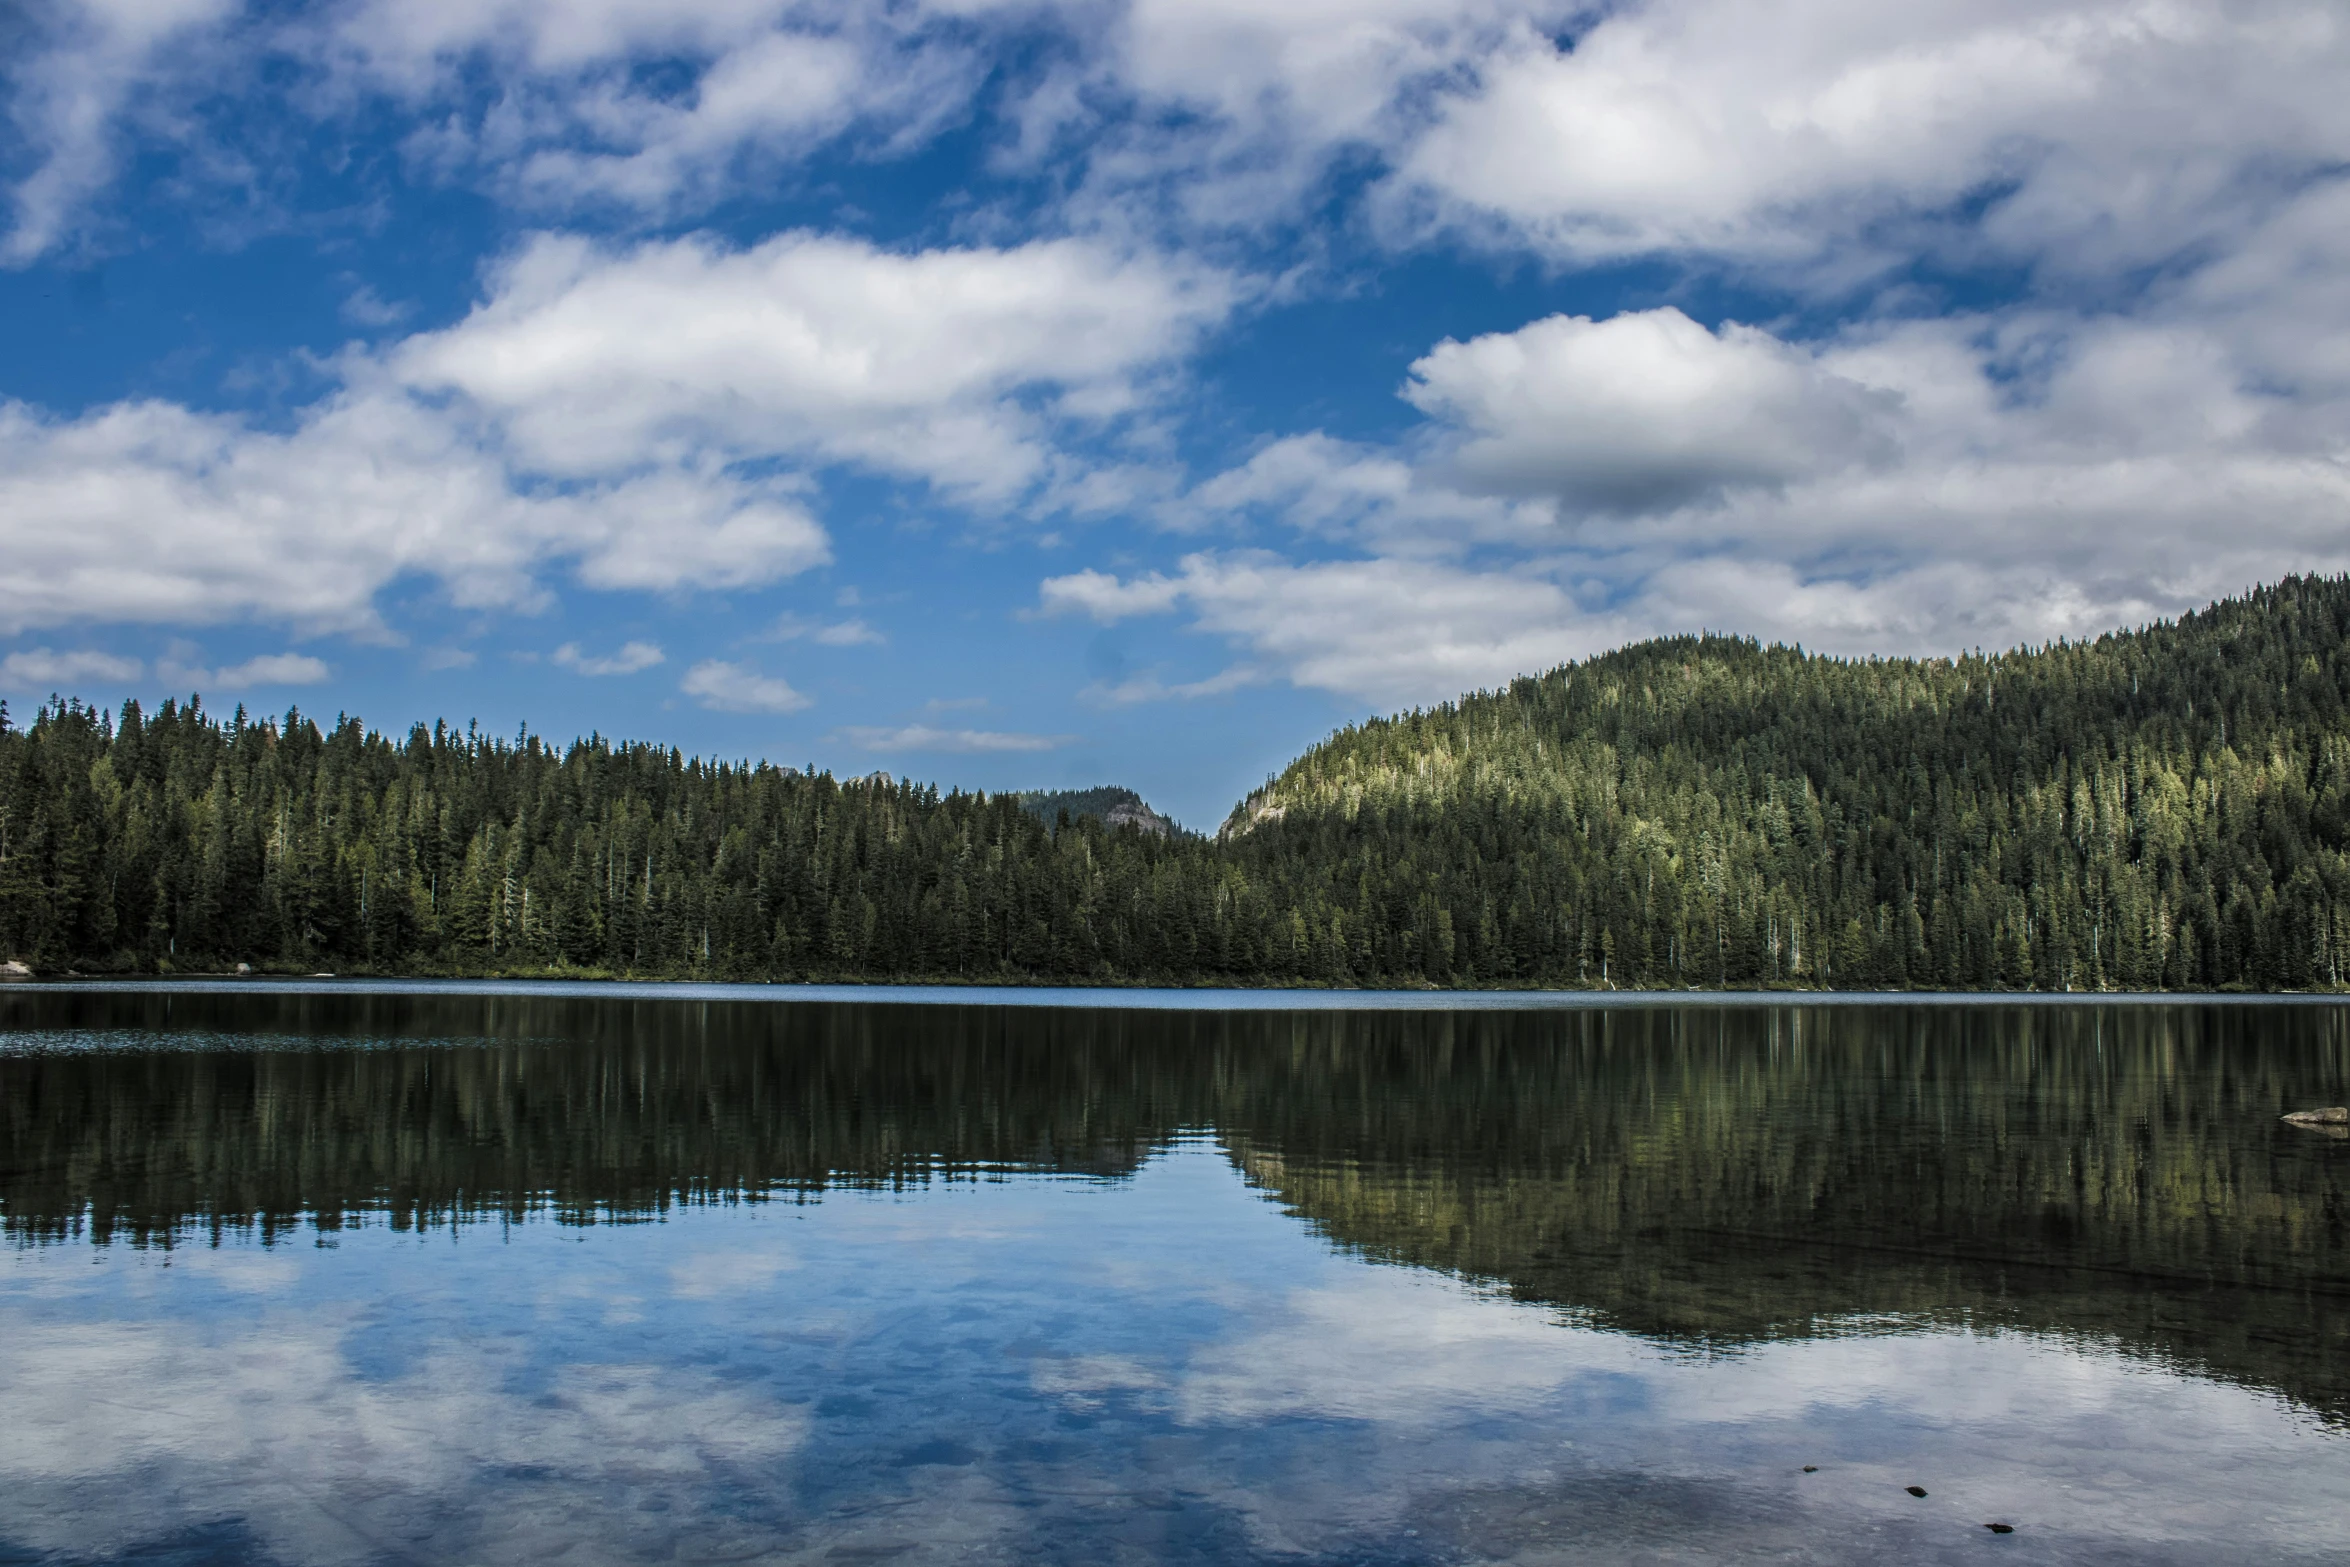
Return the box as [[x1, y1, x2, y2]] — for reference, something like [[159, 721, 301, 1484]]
[[3, 985, 2348, 1565]]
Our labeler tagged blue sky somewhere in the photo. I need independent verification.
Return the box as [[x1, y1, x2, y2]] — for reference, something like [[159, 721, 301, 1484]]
[[4, 0, 2348, 826]]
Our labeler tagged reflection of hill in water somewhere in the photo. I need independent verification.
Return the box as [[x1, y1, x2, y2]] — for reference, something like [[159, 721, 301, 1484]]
[[1220, 1007, 2350, 1423], [4, 990, 2347, 1418]]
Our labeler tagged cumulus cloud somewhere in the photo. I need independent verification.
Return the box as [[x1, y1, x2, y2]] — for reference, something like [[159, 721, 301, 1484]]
[[1393, 0, 2350, 281], [681, 659, 808, 713], [1069, 212, 2350, 710], [835, 723, 1071, 753], [1402, 309, 1900, 513], [9, 0, 2350, 734], [0, 223, 1234, 636], [0, 390, 830, 635], [14, 0, 2348, 289], [553, 639, 664, 675], [391, 230, 1231, 502]]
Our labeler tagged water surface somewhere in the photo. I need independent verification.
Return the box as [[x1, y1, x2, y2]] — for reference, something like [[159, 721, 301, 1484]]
[[3, 987, 2347, 1564]]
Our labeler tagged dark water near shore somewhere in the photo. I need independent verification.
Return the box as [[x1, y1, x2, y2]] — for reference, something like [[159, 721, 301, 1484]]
[[3, 988, 2348, 1564]]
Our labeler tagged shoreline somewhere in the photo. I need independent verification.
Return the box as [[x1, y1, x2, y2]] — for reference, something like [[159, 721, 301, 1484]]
[[10, 975, 2350, 1010]]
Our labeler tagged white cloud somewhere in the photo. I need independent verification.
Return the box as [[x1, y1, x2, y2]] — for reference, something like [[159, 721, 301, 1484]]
[[836, 723, 1071, 753], [0, 390, 831, 635], [1, 0, 237, 264], [339, 281, 412, 328], [1045, 551, 1605, 706], [392, 230, 1231, 503], [0, 1316, 808, 1566], [1035, 568, 1184, 623], [1013, 0, 1569, 232], [304, 0, 1006, 217], [553, 639, 664, 675], [1181, 432, 1553, 553], [7, 0, 2348, 718], [769, 613, 884, 647], [496, 31, 984, 215], [15, 0, 2348, 297], [681, 659, 808, 713], [155, 650, 331, 688], [5, 224, 1229, 636], [551, 466, 831, 592], [1111, 189, 2350, 708], [1402, 309, 1900, 513], [1392, 0, 2350, 281], [0, 646, 143, 689], [1079, 664, 1261, 706]]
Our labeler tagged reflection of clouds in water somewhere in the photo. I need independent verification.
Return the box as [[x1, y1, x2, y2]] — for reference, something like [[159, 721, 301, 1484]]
[[1175, 1266, 2350, 1555], [1180, 1268, 1588, 1424], [1030, 1352, 1168, 1413], [5, 1146, 2347, 1567], [0, 1317, 808, 1564], [667, 1242, 799, 1298], [168, 1248, 308, 1294]]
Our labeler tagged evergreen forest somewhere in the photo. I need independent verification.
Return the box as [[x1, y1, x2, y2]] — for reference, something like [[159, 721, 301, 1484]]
[[10, 575, 2350, 990]]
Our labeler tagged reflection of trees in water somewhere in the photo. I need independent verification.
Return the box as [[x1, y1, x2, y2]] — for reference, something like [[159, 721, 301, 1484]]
[[4, 992, 2347, 1418], [1222, 1006, 2350, 1423], [0, 994, 1188, 1242]]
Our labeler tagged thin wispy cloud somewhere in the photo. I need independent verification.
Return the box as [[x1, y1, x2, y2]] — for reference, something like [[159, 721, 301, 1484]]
[[835, 724, 1072, 754], [155, 651, 332, 690], [768, 614, 884, 647], [0, 647, 143, 690], [554, 640, 665, 676]]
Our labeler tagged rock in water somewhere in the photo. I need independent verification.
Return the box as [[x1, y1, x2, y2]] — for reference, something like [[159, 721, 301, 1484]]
[[1985, 1523, 2016, 1534], [1905, 1486, 1928, 1498], [2282, 1107, 2350, 1125]]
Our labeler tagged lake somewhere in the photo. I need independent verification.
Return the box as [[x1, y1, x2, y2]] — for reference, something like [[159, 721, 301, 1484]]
[[3, 984, 2347, 1565]]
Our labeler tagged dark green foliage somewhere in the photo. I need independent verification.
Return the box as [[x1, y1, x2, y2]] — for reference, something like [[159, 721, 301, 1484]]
[[10, 575, 2350, 987], [0, 704, 1215, 982], [1215, 573, 2350, 990]]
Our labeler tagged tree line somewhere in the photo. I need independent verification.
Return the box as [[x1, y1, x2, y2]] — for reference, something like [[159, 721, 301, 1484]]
[[9, 575, 2350, 988]]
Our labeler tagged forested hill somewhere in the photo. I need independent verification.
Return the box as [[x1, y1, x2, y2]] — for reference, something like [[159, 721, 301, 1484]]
[[1221, 574, 2350, 989], [6, 575, 2350, 988]]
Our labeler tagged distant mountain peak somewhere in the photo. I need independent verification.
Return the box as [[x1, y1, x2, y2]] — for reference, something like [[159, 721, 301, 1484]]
[[1015, 786, 1176, 837]]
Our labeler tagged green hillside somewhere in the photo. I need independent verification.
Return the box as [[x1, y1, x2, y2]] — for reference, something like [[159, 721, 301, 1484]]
[[6, 575, 2350, 988], [1219, 575, 2350, 990]]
